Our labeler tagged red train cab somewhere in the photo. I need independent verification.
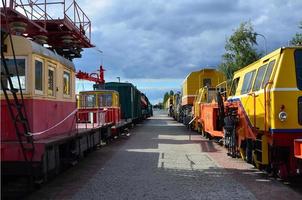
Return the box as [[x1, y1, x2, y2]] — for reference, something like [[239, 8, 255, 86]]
[[77, 90, 121, 128]]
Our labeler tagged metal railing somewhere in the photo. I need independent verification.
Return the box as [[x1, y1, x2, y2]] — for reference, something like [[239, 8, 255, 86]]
[[76, 109, 107, 130], [263, 81, 273, 135], [1, 0, 91, 42], [215, 81, 228, 97]]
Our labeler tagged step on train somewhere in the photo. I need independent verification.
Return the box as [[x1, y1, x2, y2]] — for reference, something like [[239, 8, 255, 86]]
[[171, 47, 302, 179]]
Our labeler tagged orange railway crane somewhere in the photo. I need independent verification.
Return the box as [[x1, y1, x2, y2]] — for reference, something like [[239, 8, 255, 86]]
[[76, 65, 106, 89], [76, 65, 105, 84]]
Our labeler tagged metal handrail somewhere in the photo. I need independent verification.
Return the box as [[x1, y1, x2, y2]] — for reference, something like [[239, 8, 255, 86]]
[[264, 81, 273, 135], [247, 92, 259, 130], [2, 0, 92, 41], [76, 109, 107, 129], [215, 81, 228, 96]]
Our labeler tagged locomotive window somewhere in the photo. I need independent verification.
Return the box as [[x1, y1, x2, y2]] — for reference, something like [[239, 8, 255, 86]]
[[0, 58, 26, 90], [229, 77, 240, 96], [203, 78, 211, 87], [35, 60, 43, 93], [85, 94, 96, 107], [80, 95, 86, 108], [63, 71, 71, 95], [241, 70, 256, 94], [253, 64, 267, 91], [48, 67, 55, 96], [261, 60, 275, 89], [98, 94, 112, 107], [294, 50, 302, 90], [105, 94, 112, 106]]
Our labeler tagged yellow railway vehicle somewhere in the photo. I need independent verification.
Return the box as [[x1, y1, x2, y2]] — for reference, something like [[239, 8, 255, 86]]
[[182, 69, 225, 106], [224, 47, 302, 178], [163, 96, 172, 110], [181, 68, 225, 125], [77, 90, 121, 126], [164, 96, 174, 116], [172, 92, 182, 121], [77, 90, 120, 109]]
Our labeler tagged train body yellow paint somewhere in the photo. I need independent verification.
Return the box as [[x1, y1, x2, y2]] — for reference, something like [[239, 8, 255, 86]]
[[225, 47, 302, 177], [182, 69, 225, 106], [180, 69, 225, 128], [229, 47, 302, 132], [163, 96, 173, 110], [77, 90, 120, 109]]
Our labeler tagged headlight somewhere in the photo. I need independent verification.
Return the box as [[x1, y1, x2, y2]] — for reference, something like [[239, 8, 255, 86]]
[[278, 111, 287, 122]]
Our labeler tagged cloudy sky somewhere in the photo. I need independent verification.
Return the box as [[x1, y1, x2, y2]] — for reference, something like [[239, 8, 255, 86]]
[[73, 0, 302, 104]]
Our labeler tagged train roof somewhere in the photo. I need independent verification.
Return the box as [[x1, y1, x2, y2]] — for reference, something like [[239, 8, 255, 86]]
[[7, 35, 75, 71], [105, 82, 135, 87], [79, 90, 119, 94], [30, 39, 75, 71], [182, 68, 221, 84], [234, 46, 302, 75]]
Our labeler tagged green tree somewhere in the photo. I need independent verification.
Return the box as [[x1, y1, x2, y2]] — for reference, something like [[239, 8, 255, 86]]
[[219, 21, 262, 79], [290, 21, 302, 46]]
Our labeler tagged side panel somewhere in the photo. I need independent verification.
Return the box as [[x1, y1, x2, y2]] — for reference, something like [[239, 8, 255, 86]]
[[1, 99, 76, 141], [270, 49, 302, 130], [105, 83, 133, 120]]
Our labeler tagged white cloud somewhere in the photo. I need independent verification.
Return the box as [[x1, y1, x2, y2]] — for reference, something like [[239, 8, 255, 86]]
[[73, 0, 302, 102]]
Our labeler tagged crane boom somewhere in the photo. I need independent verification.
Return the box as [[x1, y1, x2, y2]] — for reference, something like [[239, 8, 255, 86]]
[[76, 65, 105, 84]]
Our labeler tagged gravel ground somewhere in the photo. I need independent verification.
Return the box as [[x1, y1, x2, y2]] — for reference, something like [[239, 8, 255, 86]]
[[27, 110, 302, 200]]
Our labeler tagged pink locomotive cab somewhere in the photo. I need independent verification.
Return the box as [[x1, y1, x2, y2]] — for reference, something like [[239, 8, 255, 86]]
[[1, 35, 78, 178], [1, 35, 112, 182]]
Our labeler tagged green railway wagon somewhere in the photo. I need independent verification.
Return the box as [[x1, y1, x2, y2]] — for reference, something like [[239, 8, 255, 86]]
[[134, 88, 142, 121], [105, 82, 142, 122], [141, 93, 153, 118]]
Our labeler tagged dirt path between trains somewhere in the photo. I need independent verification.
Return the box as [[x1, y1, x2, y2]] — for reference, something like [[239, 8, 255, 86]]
[[27, 110, 302, 200]]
